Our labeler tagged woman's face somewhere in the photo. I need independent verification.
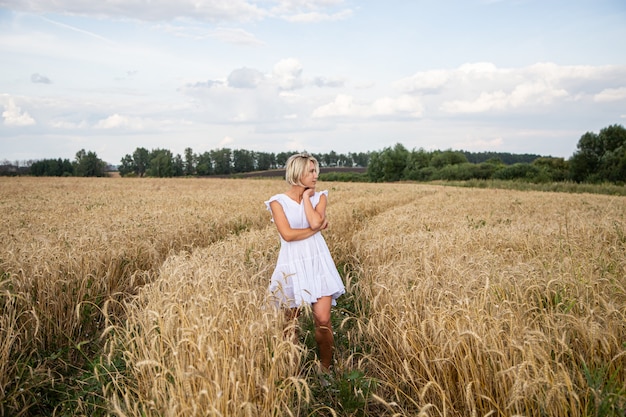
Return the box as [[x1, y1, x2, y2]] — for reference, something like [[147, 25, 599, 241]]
[[300, 160, 318, 189]]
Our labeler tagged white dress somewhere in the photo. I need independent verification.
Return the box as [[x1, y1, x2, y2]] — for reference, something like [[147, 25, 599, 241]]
[[265, 190, 345, 308]]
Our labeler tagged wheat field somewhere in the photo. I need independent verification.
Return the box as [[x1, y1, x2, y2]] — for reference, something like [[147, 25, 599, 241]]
[[1, 177, 624, 416]]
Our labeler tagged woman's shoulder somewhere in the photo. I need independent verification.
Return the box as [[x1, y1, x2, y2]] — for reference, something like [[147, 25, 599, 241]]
[[314, 189, 329, 200], [266, 193, 286, 202], [265, 193, 287, 210], [309, 190, 328, 206]]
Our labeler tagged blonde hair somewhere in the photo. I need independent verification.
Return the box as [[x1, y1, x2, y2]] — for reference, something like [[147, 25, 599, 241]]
[[285, 152, 320, 186]]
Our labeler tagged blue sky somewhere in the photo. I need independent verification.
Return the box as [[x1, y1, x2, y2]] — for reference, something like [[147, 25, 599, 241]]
[[1, 0, 625, 164]]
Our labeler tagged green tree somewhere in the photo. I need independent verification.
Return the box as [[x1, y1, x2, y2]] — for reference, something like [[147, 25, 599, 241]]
[[433, 162, 497, 181], [383, 143, 409, 181], [404, 148, 431, 180], [430, 150, 468, 169], [492, 163, 540, 182], [133, 147, 150, 177], [61, 158, 74, 176], [597, 124, 626, 183], [256, 152, 275, 171], [74, 149, 106, 177], [367, 143, 409, 182], [30, 158, 73, 176], [233, 149, 255, 173], [147, 149, 174, 177], [119, 147, 150, 177], [118, 154, 135, 177], [569, 124, 626, 183], [532, 157, 568, 182], [350, 152, 370, 167], [462, 151, 540, 165], [211, 148, 232, 175], [366, 151, 383, 182], [196, 151, 213, 175], [173, 154, 184, 176], [184, 147, 196, 176], [327, 150, 338, 166], [337, 153, 349, 167], [569, 131, 601, 182], [276, 152, 294, 168]]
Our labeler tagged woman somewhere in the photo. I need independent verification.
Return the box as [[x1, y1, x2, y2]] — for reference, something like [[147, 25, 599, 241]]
[[265, 152, 345, 373]]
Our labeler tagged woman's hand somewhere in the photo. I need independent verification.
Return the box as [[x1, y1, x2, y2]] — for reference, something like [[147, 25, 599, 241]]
[[270, 201, 319, 242], [303, 187, 315, 199]]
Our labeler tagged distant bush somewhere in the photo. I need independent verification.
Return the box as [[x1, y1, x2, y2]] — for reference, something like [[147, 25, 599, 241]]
[[439, 179, 626, 196], [492, 163, 541, 182], [431, 162, 496, 181], [30, 158, 74, 176], [569, 124, 626, 184], [320, 172, 369, 182]]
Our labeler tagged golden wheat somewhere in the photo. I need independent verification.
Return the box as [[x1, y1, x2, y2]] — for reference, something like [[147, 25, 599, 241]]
[[352, 188, 626, 416], [1, 177, 624, 416]]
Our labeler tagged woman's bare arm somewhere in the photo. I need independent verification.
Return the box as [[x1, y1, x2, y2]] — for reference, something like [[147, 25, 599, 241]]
[[270, 200, 324, 242], [302, 190, 327, 230]]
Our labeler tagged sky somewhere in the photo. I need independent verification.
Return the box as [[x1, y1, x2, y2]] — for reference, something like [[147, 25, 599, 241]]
[[1, 0, 625, 165]]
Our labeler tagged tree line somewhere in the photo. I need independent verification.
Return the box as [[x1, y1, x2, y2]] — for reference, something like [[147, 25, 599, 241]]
[[0, 149, 109, 177], [116, 148, 371, 177], [365, 124, 625, 184], [1, 124, 624, 184]]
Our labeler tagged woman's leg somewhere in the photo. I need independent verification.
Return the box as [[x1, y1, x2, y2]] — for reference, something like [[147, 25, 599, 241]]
[[312, 296, 333, 371]]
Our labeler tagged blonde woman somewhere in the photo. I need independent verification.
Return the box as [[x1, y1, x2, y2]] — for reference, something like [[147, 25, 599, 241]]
[[265, 152, 345, 375]]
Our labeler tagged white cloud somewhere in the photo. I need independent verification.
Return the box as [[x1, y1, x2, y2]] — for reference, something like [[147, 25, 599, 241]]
[[218, 136, 235, 147], [3, 0, 267, 22], [394, 62, 626, 115], [282, 9, 352, 22], [272, 0, 346, 10], [182, 80, 224, 92], [594, 87, 626, 102], [228, 67, 265, 89], [1, 96, 36, 126], [457, 62, 501, 77], [313, 76, 345, 88], [312, 94, 423, 118], [93, 114, 194, 132], [189, 60, 618, 124], [286, 138, 306, 151], [370, 95, 424, 117], [271, 0, 349, 16], [209, 28, 264, 45], [51, 120, 89, 129], [509, 81, 568, 106], [441, 80, 568, 114], [441, 91, 508, 113], [395, 69, 449, 93], [311, 94, 356, 117], [179, 73, 297, 124], [261, 1, 355, 22], [155, 24, 264, 45], [31, 73, 52, 84], [95, 114, 144, 130], [0, 0, 353, 23], [184, 59, 345, 95], [272, 58, 304, 90], [231, 113, 251, 122], [278, 91, 302, 100]]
